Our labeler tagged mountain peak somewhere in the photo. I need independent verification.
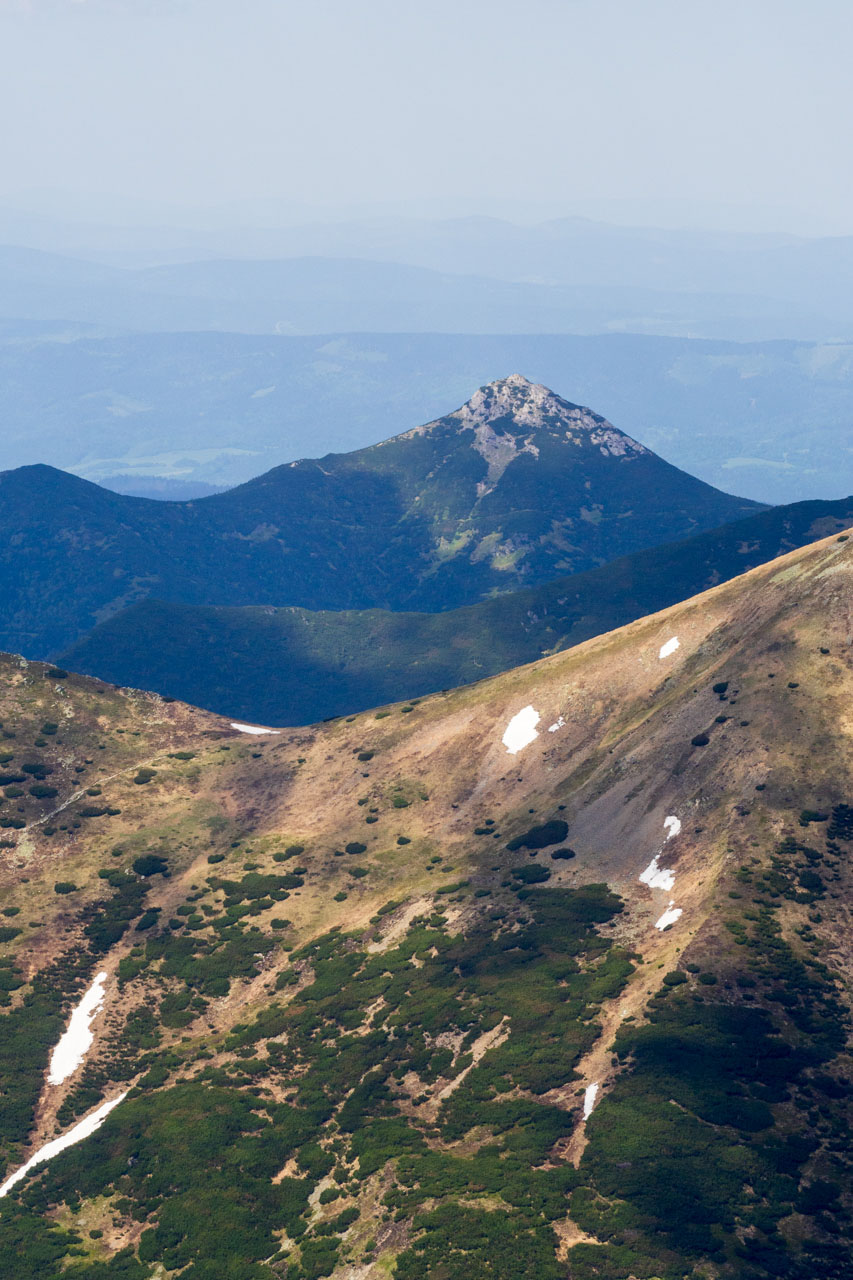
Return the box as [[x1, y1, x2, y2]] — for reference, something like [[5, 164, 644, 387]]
[[465, 372, 577, 427], [465, 372, 565, 428], [401, 375, 649, 493], [452, 374, 646, 451]]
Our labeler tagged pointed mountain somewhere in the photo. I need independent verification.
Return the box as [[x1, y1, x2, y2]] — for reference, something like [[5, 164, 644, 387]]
[[0, 377, 762, 657], [267, 372, 760, 609], [407, 372, 649, 461]]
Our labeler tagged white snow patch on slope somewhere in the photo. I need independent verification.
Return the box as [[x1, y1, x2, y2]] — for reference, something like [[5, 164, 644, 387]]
[[639, 815, 682, 892], [502, 706, 540, 754], [583, 1082, 599, 1120], [659, 636, 680, 660], [0, 1093, 127, 1198], [639, 857, 675, 892], [48, 971, 108, 1086], [655, 903, 683, 931], [230, 722, 280, 736], [547, 717, 565, 733]]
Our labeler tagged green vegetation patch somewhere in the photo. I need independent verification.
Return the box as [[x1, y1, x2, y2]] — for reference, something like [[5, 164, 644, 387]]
[[569, 831, 851, 1280], [506, 819, 569, 851]]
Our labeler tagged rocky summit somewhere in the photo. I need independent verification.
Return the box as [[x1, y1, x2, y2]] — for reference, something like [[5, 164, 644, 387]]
[[0, 376, 761, 659], [399, 373, 649, 498], [0, 529, 851, 1279]]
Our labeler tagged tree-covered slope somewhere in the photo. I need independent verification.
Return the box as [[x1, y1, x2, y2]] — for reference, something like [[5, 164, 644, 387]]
[[60, 496, 853, 724], [0, 376, 761, 657], [0, 531, 852, 1278]]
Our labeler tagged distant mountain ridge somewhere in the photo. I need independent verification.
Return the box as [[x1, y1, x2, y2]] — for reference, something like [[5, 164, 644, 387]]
[[6, 221, 853, 342], [60, 496, 853, 724], [0, 375, 762, 657], [2, 329, 851, 504]]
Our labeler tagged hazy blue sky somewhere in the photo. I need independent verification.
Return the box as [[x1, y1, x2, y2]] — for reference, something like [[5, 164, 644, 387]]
[[2, 0, 852, 233]]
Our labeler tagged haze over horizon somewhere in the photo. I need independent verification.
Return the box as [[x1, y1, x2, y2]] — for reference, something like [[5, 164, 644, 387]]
[[2, 0, 853, 241]]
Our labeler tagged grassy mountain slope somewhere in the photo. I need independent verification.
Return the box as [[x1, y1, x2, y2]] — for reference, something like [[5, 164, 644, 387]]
[[0, 531, 852, 1278], [0, 375, 761, 656], [61, 496, 853, 725]]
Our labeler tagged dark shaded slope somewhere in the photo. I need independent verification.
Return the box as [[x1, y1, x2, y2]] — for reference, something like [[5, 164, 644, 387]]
[[0, 376, 762, 656], [61, 497, 853, 724]]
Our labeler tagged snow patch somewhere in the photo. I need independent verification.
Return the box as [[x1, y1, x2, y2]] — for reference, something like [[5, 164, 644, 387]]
[[547, 716, 565, 733], [659, 636, 680, 660], [230, 722, 280, 736], [639, 856, 675, 893], [655, 902, 683, 931], [583, 1082, 599, 1120], [502, 706, 540, 754], [48, 971, 107, 1086], [638, 815, 682, 892], [0, 1093, 127, 1198]]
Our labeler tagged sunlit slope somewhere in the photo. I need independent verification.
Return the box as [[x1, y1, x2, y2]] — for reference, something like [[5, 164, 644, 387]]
[[0, 531, 851, 1279]]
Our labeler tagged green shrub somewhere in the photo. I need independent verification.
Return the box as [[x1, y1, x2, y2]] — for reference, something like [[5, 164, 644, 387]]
[[54, 881, 78, 895], [22, 761, 53, 778], [507, 820, 568, 852], [133, 853, 169, 878], [510, 865, 551, 885]]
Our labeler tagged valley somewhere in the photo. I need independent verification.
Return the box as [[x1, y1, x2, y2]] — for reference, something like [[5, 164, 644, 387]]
[[60, 494, 853, 725]]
